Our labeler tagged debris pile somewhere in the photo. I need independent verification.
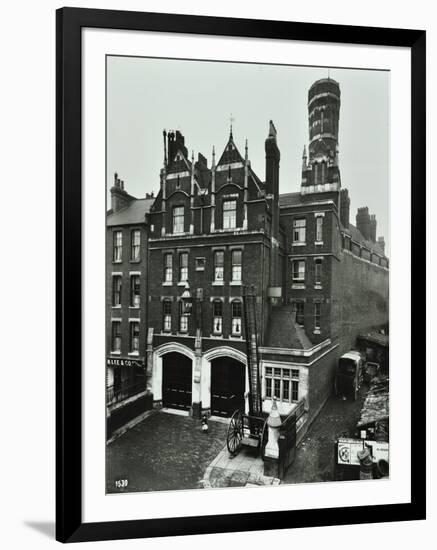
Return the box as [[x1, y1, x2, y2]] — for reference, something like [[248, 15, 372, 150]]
[[357, 375, 389, 440]]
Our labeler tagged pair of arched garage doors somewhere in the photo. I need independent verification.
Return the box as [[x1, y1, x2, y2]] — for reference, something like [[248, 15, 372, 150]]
[[162, 352, 245, 417]]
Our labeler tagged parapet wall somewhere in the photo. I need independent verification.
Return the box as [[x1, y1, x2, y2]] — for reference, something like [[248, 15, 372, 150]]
[[331, 249, 389, 355]]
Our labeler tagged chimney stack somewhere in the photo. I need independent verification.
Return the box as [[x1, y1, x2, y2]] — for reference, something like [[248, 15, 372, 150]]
[[167, 130, 188, 165], [340, 188, 350, 229], [110, 172, 132, 213], [356, 207, 371, 241], [369, 214, 377, 242], [265, 120, 280, 237]]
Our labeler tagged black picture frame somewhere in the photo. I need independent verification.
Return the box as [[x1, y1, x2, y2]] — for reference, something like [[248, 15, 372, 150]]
[[56, 7, 426, 543]]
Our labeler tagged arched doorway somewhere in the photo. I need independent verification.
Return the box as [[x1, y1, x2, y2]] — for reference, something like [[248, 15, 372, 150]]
[[210, 357, 245, 417], [162, 352, 192, 411]]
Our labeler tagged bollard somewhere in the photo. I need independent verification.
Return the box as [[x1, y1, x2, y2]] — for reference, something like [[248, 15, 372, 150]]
[[263, 398, 282, 478], [357, 446, 373, 480]]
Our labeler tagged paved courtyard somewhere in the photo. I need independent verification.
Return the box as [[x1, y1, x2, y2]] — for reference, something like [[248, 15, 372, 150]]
[[106, 411, 227, 493], [107, 384, 368, 493]]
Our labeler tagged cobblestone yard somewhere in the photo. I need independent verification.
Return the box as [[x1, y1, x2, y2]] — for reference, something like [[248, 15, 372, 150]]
[[106, 411, 227, 493], [283, 384, 367, 485]]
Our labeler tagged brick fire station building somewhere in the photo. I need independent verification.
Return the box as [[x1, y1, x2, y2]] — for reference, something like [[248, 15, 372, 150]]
[[106, 78, 389, 435]]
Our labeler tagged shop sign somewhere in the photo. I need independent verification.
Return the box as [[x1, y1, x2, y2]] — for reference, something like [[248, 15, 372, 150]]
[[106, 357, 144, 369], [337, 437, 389, 465]]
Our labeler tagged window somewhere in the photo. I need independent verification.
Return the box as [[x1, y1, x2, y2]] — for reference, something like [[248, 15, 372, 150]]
[[291, 369, 300, 401], [231, 300, 242, 336], [265, 367, 300, 403], [292, 259, 306, 282], [179, 301, 188, 333], [129, 321, 140, 353], [195, 257, 206, 271], [113, 231, 122, 262], [112, 275, 122, 307], [163, 300, 172, 332], [223, 200, 237, 229], [214, 251, 224, 282], [173, 206, 184, 234], [131, 229, 140, 260], [212, 300, 223, 335], [292, 301, 305, 326], [231, 250, 242, 282], [293, 218, 306, 243], [164, 253, 173, 283], [316, 216, 323, 242], [314, 302, 321, 331], [111, 321, 121, 352], [179, 252, 188, 282], [315, 259, 322, 285], [130, 275, 140, 308]]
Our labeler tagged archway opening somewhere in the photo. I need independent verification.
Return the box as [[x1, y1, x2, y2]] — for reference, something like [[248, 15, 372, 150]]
[[162, 352, 192, 411], [210, 357, 245, 417]]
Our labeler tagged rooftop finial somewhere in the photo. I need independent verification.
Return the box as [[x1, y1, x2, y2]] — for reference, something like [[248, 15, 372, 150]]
[[268, 120, 277, 138], [229, 113, 235, 139], [245, 139, 248, 161], [212, 145, 216, 168]]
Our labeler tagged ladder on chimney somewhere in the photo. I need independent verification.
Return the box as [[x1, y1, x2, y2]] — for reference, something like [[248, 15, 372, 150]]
[[243, 285, 262, 418]]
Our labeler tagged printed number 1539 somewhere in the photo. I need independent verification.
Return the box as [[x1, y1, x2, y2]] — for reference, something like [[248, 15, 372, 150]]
[[115, 479, 128, 488]]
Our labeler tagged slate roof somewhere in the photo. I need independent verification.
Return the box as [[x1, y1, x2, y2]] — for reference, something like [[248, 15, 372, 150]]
[[278, 192, 303, 208], [357, 332, 389, 348], [265, 306, 313, 349], [107, 198, 154, 226]]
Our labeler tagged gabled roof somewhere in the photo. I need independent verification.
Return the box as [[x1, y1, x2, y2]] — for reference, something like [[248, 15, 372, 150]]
[[107, 198, 154, 226], [217, 134, 244, 166], [167, 150, 192, 174]]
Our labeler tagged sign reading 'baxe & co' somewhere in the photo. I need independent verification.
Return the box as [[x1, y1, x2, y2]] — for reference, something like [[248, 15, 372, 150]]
[[106, 357, 144, 369]]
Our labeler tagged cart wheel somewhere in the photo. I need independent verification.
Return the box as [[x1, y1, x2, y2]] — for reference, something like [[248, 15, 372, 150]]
[[260, 419, 269, 458], [227, 409, 243, 455]]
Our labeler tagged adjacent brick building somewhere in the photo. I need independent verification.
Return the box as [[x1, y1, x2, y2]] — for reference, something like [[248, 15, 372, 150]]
[[105, 175, 154, 436], [106, 77, 389, 432]]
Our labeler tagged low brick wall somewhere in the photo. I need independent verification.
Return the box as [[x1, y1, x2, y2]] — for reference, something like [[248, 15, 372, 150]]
[[107, 392, 153, 438]]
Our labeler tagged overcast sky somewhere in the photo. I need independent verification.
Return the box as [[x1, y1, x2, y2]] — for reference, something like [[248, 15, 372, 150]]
[[107, 56, 389, 253]]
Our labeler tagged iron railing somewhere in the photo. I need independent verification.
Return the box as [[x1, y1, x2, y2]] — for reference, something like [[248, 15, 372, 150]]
[[106, 379, 146, 405]]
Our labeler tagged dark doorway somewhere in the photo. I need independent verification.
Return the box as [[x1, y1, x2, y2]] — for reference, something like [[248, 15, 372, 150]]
[[211, 357, 245, 417], [162, 352, 192, 411]]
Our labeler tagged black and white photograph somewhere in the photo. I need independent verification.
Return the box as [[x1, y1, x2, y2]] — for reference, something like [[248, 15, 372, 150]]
[[0, 0, 431, 546], [105, 57, 390, 494]]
